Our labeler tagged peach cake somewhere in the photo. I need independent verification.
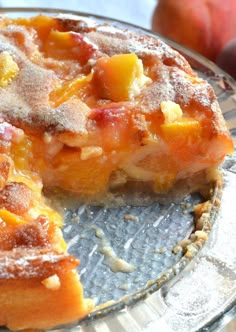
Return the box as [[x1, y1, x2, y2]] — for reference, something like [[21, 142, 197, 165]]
[[0, 14, 233, 330]]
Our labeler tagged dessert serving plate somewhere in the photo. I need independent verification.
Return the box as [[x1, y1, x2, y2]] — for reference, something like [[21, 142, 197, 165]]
[[0, 8, 235, 332]]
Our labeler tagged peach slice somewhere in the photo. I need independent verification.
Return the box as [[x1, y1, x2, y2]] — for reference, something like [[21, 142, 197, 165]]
[[44, 30, 97, 63], [0, 52, 19, 87], [161, 118, 202, 160], [92, 53, 150, 101], [50, 73, 93, 108]]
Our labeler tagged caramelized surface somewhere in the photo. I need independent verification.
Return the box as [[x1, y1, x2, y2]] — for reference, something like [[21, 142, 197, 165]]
[[0, 14, 233, 197]]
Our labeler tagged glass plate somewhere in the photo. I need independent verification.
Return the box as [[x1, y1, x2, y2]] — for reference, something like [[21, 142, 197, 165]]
[[0, 8, 235, 332]]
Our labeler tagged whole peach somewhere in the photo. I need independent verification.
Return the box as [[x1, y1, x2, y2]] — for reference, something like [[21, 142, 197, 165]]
[[152, 0, 236, 61]]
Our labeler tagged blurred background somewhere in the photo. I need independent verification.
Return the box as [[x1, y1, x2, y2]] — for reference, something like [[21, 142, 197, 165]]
[[0, 1, 235, 331]]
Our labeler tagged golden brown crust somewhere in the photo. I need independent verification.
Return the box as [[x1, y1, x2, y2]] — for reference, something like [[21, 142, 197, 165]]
[[0, 182, 32, 214], [0, 69, 91, 135], [0, 215, 78, 278], [0, 14, 230, 140]]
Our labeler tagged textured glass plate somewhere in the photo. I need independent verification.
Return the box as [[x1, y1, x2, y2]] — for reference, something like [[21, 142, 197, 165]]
[[0, 8, 235, 332]]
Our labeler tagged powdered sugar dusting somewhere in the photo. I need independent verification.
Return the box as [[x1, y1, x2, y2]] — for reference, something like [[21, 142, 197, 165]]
[[0, 248, 77, 279], [14, 61, 56, 108], [0, 15, 225, 139]]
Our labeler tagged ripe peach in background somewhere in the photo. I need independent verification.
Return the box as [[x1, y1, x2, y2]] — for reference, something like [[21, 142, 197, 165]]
[[152, 0, 236, 62]]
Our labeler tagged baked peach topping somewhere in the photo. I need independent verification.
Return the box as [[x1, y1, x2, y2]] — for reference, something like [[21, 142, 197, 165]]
[[0, 14, 232, 197]]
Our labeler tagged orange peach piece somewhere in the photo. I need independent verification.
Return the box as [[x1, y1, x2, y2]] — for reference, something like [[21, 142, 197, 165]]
[[44, 31, 76, 59], [44, 30, 97, 64], [50, 73, 93, 108], [10, 15, 60, 41], [51, 149, 116, 195], [161, 118, 201, 138], [161, 118, 202, 160], [0, 209, 27, 226], [0, 51, 19, 87], [92, 53, 148, 102], [152, 0, 236, 61]]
